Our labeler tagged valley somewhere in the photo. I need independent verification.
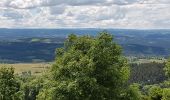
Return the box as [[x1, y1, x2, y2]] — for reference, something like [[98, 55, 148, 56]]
[[0, 29, 170, 63]]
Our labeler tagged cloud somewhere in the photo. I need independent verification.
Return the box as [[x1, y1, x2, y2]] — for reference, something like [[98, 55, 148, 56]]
[[6, 0, 105, 9], [0, 0, 170, 28], [5, 0, 170, 9], [2, 9, 24, 20], [49, 5, 66, 15]]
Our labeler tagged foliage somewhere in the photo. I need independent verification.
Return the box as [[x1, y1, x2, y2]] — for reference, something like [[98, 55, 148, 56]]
[[0, 67, 20, 100], [130, 62, 166, 84], [148, 85, 163, 100], [51, 32, 130, 100], [164, 59, 170, 79], [17, 71, 51, 100], [162, 88, 170, 100], [21, 77, 43, 100], [36, 80, 57, 100], [122, 83, 142, 100], [36, 72, 56, 100]]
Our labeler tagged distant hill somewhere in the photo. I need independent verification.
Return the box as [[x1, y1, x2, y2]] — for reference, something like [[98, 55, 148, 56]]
[[0, 29, 170, 63]]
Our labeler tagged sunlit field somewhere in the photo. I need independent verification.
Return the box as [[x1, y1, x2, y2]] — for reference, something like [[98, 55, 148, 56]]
[[0, 63, 51, 75]]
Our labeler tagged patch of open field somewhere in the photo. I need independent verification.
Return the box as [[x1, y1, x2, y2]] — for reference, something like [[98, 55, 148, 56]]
[[133, 59, 167, 64], [0, 63, 52, 75]]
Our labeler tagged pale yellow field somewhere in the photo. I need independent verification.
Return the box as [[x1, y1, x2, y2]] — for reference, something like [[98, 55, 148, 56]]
[[0, 63, 52, 75], [134, 59, 166, 64]]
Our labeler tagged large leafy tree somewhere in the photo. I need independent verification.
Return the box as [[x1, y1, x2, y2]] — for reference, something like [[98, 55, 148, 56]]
[[0, 67, 20, 100], [51, 32, 130, 100], [164, 59, 170, 79]]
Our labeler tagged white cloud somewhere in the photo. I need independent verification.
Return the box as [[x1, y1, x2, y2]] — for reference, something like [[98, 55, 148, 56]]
[[6, 0, 105, 9], [0, 0, 170, 28]]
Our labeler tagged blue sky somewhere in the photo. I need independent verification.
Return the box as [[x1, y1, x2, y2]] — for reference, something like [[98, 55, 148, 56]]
[[0, 0, 170, 29]]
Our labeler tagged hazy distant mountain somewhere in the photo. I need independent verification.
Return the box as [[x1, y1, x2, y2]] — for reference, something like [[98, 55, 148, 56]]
[[0, 29, 170, 62]]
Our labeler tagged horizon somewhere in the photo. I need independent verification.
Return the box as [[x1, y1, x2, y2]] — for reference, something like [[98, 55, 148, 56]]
[[1, 28, 170, 30]]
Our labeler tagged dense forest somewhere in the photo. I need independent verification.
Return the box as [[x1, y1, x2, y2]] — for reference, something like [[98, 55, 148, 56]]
[[0, 32, 170, 100]]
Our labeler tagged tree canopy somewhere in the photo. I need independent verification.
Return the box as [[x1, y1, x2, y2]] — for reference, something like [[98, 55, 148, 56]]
[[164, 59, 170, 79], [0, 67, 20, 100], [51, 32, 130, 100]]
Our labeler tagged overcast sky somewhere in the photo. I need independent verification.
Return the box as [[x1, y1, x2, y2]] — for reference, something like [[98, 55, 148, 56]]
[[0, 0, 170, 29]]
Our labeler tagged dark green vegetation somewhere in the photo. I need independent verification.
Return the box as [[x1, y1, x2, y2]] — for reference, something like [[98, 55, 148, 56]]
[[0, 67, 20, 99], [50, 32, 130, 99], [0, 32, 170, 100], [130, 63, 167, 84], [0, 42, 63, 63]]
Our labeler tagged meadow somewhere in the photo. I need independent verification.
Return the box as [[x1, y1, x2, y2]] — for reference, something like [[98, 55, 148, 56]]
[[0, 63, 51, 75]]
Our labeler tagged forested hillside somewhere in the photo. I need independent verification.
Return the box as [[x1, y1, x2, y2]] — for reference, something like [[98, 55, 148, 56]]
[[0, 32, 170, 100], [0, 29, 170, 63]]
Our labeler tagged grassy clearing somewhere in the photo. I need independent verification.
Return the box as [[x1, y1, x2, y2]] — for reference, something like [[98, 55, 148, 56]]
[[0, 63, 52, 75], [133, 59, 167, 64]]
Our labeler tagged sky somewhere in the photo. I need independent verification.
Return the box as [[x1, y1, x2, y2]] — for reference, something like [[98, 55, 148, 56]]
[[0, 0, 170, 29]]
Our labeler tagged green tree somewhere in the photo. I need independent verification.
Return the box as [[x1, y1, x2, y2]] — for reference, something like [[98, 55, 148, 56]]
[[122, 83, 142, 100], [21, 77, 44, 100], [51, 32, 130, 100], [148, 85, 163, 100], [164, 59, 170, 79], [162, 88, 170, 100], [0, 67, 20, 100], [16, 71, 50, 100]]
